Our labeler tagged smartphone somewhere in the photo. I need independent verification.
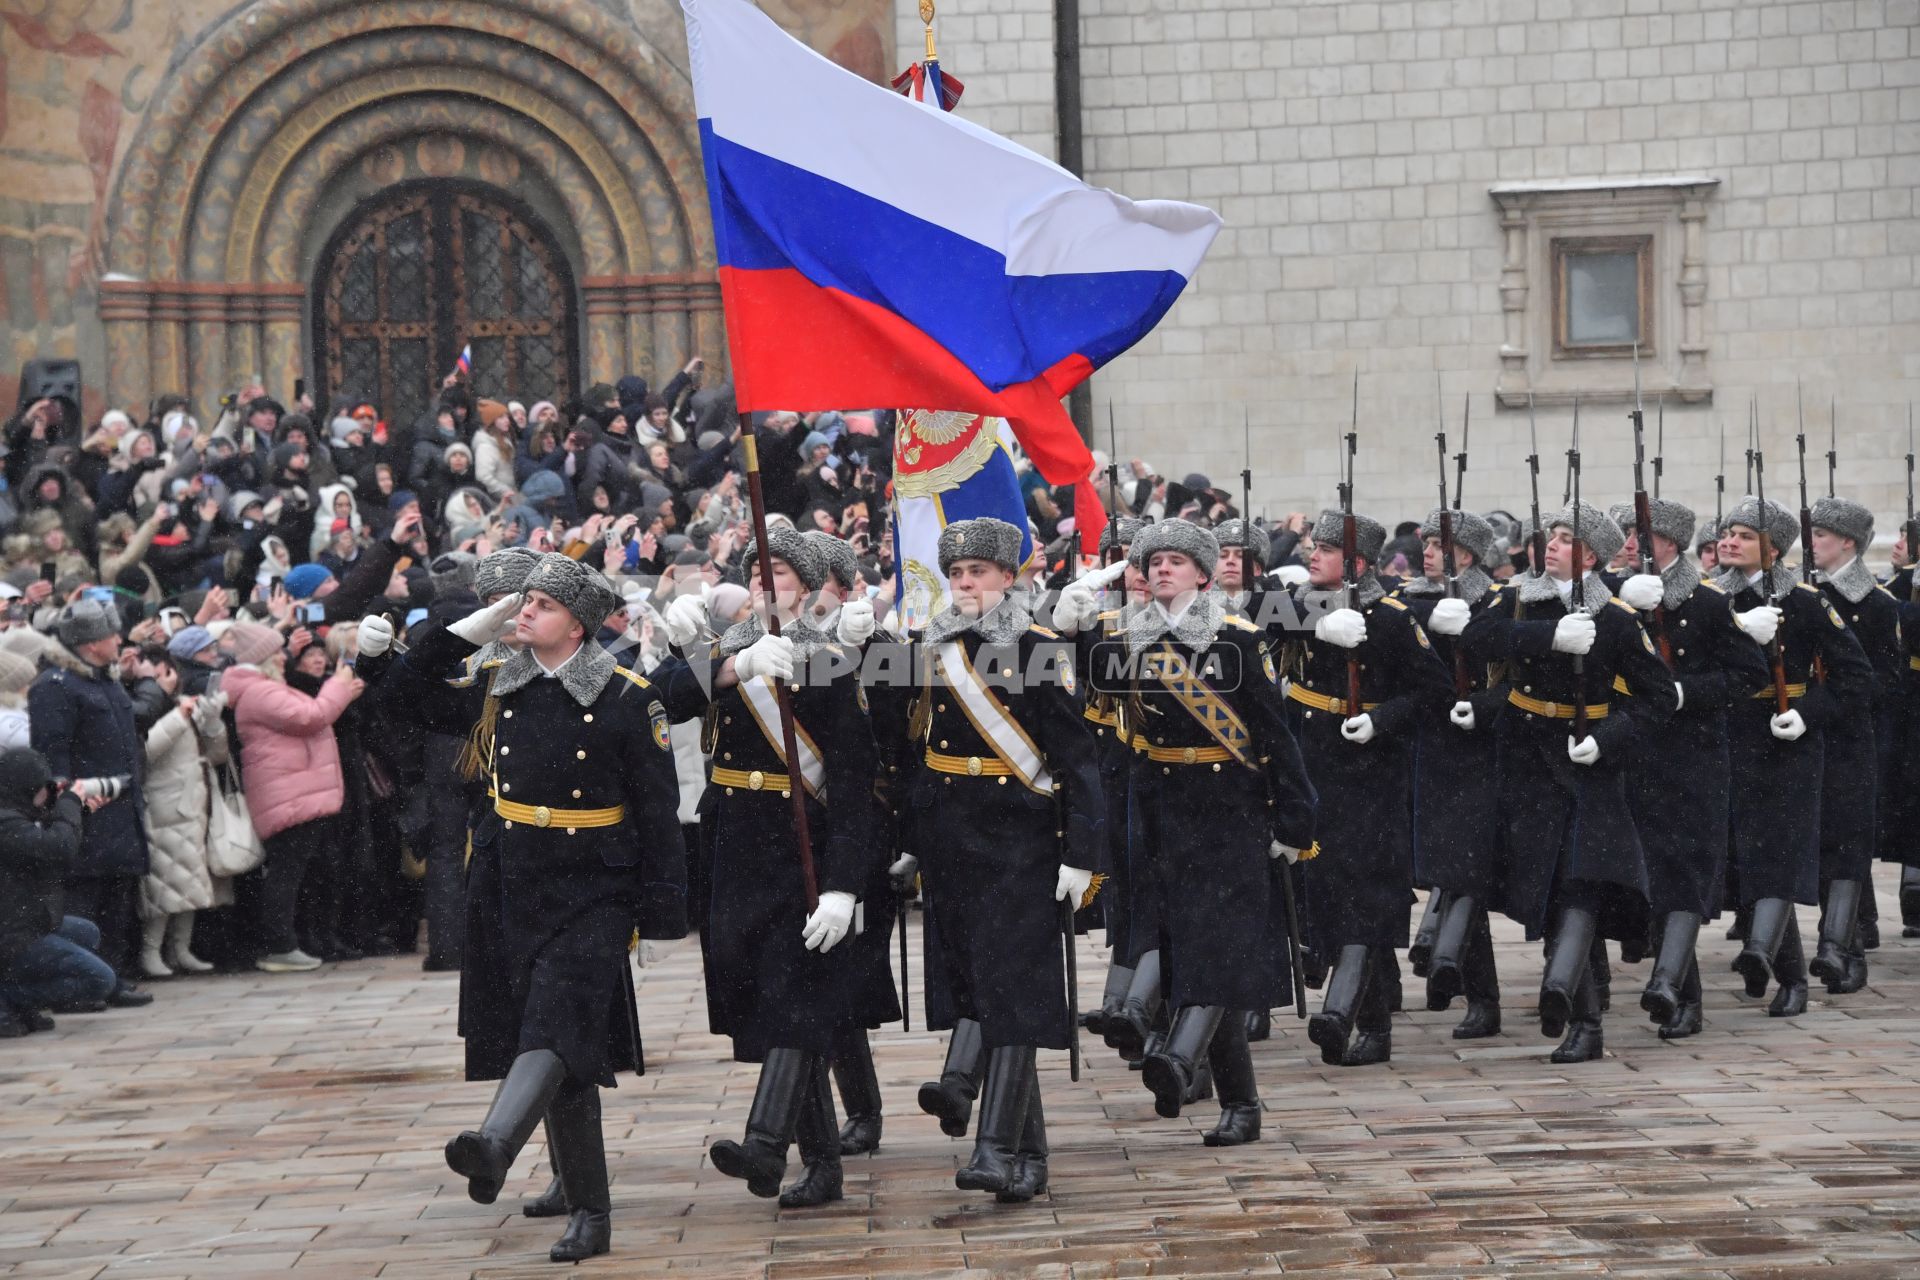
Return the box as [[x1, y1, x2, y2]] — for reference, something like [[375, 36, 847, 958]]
[[205, 669, 223, 698], [294, 377, 306, 402], [39, 561, 57, 584], [300, 602, 326, 624]]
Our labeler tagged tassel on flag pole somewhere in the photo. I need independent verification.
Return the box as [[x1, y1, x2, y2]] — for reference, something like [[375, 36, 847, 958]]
[[891, 0, 965, 110]]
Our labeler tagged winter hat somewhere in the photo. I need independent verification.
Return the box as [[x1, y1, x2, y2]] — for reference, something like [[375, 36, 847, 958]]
[[223, 621, 285, 666], [743, 526, 830, 592], [55, 598, 120, 651], [529, 400, 556, 423], [330, 517, 352, 536], [1551, 501, 1628, 568], [429, 551, 478, 597], [1210, 518, 1269, 569], [520, 553, 620, 632], [329, 414, 361, 444], [1418, 508, 1498, 568], [800, 430, 832, 457], [1809, 496, 1874, 549], [1308, 510, 1389, 566], [1129, 518, 1220, 578], [520, 470, 566, 508], [473, 546, 543, 600], [389, 489, 419, 512], [226, 490, 264, 521], [0, 650, 34, 699], [638, 481, 673, 513], [938, 517, 1026, 575], [1722, 495, 1799, 555], [444, 441, 474, 467], [167, 625, 217, 662], [278, 411, 314, 441], [802, 530, 860, 589], [475, 399, 510, 430], [282, 563, 334, 600]]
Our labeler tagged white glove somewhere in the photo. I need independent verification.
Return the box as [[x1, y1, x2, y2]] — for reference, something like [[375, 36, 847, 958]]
[[801, 891, 857, 953], [1770, 708, 1807, 741], [1552, 614, 1596, 655], [734, 633, 795, 683], [1053, 561, 1126, 634], [1449, 700, 1476, 731], [887, 852, 919, 895], [1340, 713, 1376, 744], [1673, 681, 1685, 712], [663, 594, 708, 647], [1736, 605, 1782, 647], [448, 593, 522, 645], [1275, 564, 1310, 587], [836, 598, 876, 646], [1315, 607, 1367, 648], [1620, 573, 1664, 610], [1429, 597, 1471, 636], [1269, 839, 1301, 863], [1055, 864, 1094, 906], [192, 691, 228, 733], [355, 613, 394, 657], [1567, 734, 1601, 766]]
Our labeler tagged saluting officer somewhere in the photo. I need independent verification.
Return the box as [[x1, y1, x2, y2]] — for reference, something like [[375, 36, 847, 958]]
[[1462, 503, 1676, 1063], [1104, 518, 1316, 1142], [1714, 497, 1872, 1017], [1806, 497, 1901, 994], [873, 517, 1103, 1202], [435, 554, 687, 1264], [694, 528, 889, 1210], [1402, 508, 1512, 1041], [1609, 500, 1769, 1039], [1284, 510, 1450, 1067]]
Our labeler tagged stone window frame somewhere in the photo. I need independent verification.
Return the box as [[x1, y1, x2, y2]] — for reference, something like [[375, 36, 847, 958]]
[[1490, 176, 1719, 408]]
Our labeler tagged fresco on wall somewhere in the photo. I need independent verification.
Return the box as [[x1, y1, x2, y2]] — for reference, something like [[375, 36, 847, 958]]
[[0, 0, 894, 419]]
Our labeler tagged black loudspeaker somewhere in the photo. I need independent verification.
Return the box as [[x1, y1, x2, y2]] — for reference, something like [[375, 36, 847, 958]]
[[17, 359, 81, 413]]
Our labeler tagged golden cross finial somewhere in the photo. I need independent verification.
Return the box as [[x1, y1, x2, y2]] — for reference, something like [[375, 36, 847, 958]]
[[920, 0, 937, 60]]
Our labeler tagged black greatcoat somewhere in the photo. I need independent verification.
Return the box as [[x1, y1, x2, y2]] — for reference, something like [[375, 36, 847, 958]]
[[872, 622, 1104, 1051], [1284, 591, 1450, 952], [1817, 576, 1902, 885], [411, 632, 687, 1086], [1079, 608, 1150, 958], [1880, 569, 1920, 869], [693, 648, 890, 1062], [1403, 582, 1512, 900], [1613, 578, 1769, 918], [1720, 578, 1872, 906], [1461, 582, 1677, 939], [1119, 616, 1316, 1010]]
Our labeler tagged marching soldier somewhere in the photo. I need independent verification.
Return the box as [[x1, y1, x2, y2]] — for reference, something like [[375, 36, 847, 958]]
[[433, 554, 687, 1264], [1880, 539, 1920, 938], [1806, 498, 1901, 994], [1284, 510, 1450, 1067], [1610, 500, 1768, 1039], [695, 528, 888, 1210], [872, 517, 1103, 1201], [1100, 518, 1315, 1140], [1714, 497, 1871, 1016], [1462, 503, 1676, 1062], [1401, 508, 1511, 1040]]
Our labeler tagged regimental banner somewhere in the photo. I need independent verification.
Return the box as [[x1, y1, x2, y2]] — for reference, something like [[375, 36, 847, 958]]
[[891, 408, 1035, 630]]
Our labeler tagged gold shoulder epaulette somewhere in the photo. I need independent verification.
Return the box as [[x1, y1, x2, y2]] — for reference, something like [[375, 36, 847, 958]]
[[1699, 579, 1725, 593], [1796, 581, 1820, 594], [1379, 596, 1408, 611], [1030, 623, 1061, 638], [1608, 596, 1633, 612], [613, 666, 652, 690]]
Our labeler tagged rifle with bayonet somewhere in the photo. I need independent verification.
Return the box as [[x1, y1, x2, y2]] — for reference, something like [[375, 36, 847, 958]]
[[1435, 425, 1470, 698], [1653, 393, 1665, 500], [1340, 374, 1363, 716], [1105, 405, 1123, 565], [1714, 415, 1726, 540], [1751, 439, 1792, 715], [1453, 393, 1469, 510], [1569, 415, 1589, 745], [1827, 396, 1837, 499], [1630, 346, 1673, 663], [1907, 407, 1918, 604], [1527, 392, 1547, 575]]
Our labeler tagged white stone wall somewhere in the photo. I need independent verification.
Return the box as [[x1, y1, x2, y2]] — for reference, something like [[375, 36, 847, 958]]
[[911, 0, 1920, 536]]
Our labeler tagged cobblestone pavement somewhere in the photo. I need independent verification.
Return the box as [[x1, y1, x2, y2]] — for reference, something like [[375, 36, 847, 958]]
[[6, 889, 1920, 1279]]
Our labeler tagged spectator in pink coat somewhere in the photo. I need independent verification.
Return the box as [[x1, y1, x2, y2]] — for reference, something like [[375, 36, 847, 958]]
[[219, 622, 364, 973]]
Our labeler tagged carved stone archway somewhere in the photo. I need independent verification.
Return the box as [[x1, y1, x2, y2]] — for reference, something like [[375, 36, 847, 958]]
[[99, 0, 723, 415]]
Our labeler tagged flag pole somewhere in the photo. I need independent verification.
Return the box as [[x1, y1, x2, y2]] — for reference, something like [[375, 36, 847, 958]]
[[739, 416, 821, 911]]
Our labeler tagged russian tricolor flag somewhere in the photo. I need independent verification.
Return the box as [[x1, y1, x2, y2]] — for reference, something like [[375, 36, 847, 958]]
[[683, 0, 1222, 508]]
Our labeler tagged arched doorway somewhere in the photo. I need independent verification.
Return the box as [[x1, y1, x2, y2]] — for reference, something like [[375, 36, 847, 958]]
[[313, 180, 579, 428]]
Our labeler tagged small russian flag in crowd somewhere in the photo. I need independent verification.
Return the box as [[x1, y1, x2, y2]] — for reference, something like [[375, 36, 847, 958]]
[[681, 0, 1221, 525], [453, 344, 472, 378]]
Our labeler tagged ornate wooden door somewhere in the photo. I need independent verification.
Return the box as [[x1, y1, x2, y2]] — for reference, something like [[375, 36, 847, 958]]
[[315, 182, 577, 430]]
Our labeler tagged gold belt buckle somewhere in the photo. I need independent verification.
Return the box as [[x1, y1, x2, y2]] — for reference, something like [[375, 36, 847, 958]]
[[966, 755, 983, 777], [1181, 746, 1197, 765], [748, 769, 766, 791], [532, 805, 552, 829]]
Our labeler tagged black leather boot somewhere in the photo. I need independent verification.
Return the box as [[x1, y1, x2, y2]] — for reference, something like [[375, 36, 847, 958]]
[[522, 1116, 569, 1218], [445, 1049, 567, 1205], [1726, 903, 1751, 942], [1142, 1004, 1224, 1118], [1202, 1016, 1261, 1146], [1550, 974, 1604, 1064], [955, 1046, 1034, 1195], [1085, 962, 1133, 1036], [1342, 947, 1393, 1066], [1639, 911, 1701, 1025], [1244, 1007, 1271, 1042], [1831, 948, 1868, 994], [710, 1047, 814, 1198], [1658, 956, 1703, 1039], [1810, 880, 1861, 990], [1308, 944, 1372, 1066], [1409, 889, 1448, 979], [1104, 950, 1162, 1055], [1903, 866, 1920, 936], [1301, 946, 1328, 991], [917, 1018, 985, 1138], [780, 1058, 845, 1208], [1768, 912, 1809, 1017], [831, 1026, 883, 1155], [996, 1080, 1049, 1202], [1426, 894, 1477, 1010], [546, 1080, 611, 1263], [1732, 897, 1793, 998], [1588, 939, 1611, 1013], [1538, 906, 1597, 1039], [1452, 908, 1501, 1039]]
